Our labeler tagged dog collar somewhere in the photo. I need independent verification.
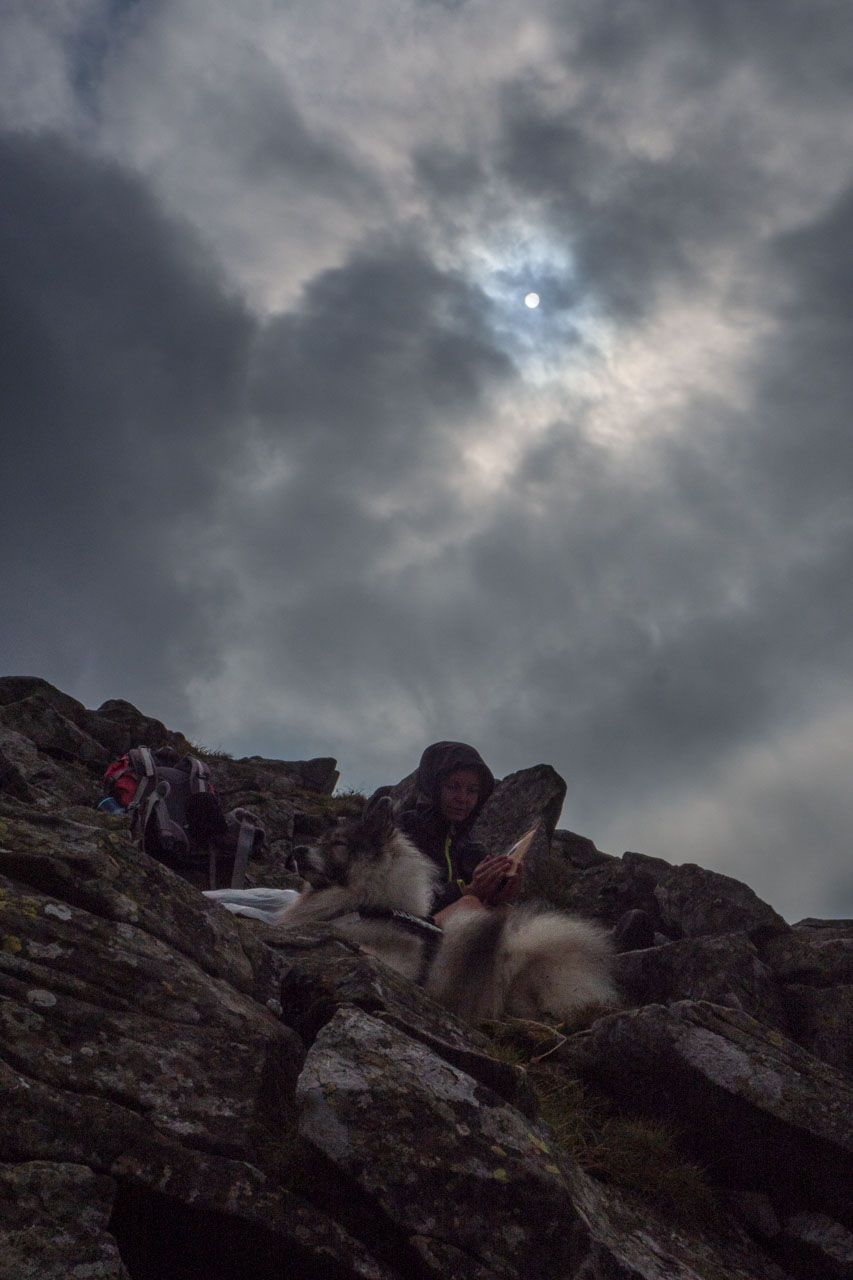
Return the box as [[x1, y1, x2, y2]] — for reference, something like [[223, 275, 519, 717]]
[[321, 905, 443, 986], [357, 906, 442, 936]]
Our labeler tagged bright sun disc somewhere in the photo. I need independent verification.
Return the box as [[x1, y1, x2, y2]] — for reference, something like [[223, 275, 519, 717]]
[[524, 292, 540, 308]]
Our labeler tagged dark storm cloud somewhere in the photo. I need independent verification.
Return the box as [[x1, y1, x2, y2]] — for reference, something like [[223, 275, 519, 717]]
[[190, 51, 370, 198], [251, 243, 513, 479], [495, 0, 853, 323], [4, 0, 853, 921], [0, 122, 515, 722], [497, 94, 757, 321], [412, 145, 486, 203], [752, 184, 853, 517], [569, 0, 853, 100], [459, 247, 853, 782], [204, 242, 518, 673], [0, 130, 253, 713]]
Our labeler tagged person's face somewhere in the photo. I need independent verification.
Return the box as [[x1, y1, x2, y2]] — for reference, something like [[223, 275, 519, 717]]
[[439, 769, 481, 824]]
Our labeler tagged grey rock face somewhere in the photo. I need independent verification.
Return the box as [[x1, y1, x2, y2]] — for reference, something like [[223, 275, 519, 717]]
[[0, 694, 112, 767], [653, 861, 789, 940], [533, 847, 668, 931], [565, 1163, 793, 1280], [0, 1160, 131, 1280], [297, 1005, 578, 1279], [0, 680, 851, 1279], [559, 998, 853, 1270], [473, 763, 567, 866], [614, 932, 790, 1029], [779, 1212, 853, 1280]]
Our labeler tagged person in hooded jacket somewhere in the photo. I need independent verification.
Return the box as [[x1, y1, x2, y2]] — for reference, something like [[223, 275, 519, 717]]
[[398, 741, 522, 920]]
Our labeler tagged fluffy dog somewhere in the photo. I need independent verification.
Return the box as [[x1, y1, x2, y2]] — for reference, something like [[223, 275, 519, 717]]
[[275, 796, 616, 1024]]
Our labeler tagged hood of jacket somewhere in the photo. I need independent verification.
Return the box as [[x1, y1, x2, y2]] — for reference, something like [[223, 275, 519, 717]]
[[412, 741, 495, 829]]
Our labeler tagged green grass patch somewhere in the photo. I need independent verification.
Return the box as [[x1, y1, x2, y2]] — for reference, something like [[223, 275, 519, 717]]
[[482, 1018, 719, 1226]]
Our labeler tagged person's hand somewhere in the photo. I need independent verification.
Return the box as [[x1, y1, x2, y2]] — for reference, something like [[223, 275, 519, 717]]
[[465, 854, 523, 907]]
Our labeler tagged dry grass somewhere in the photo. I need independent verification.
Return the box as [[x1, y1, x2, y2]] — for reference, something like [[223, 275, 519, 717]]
[[328, 789, 368, 819], [482, 1018, 719, 1226], [185, 741, 235, 762]]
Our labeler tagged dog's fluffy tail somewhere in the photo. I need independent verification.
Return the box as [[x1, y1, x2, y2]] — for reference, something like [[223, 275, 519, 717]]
[[501, 908, 617, 1023], [427, 905, 617, 1024]]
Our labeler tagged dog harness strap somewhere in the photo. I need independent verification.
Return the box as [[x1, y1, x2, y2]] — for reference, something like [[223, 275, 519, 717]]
[[311, 906, 444, 989], [358, 906, 442, 935], [357, 907, 444, 986]]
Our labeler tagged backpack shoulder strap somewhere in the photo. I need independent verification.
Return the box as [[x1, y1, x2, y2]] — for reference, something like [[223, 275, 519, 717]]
[[126, 746, 158, 812], [187, 756, 212, 794], [228, 808, 264, 889], [137, 778, 191, 861]]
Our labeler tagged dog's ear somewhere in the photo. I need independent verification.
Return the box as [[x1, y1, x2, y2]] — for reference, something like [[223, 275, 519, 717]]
[[361, 793, 395, 845]]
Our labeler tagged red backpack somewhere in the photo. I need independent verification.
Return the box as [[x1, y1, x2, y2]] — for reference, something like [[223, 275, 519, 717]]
[[102, 747, 263, 890]]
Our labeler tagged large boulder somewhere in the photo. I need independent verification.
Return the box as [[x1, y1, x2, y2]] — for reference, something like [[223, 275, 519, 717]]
[[471, 763, 567, 886], [759, 918, 853, 985], [85, 697, 188, 755], [565, 1161, 792, 1280], [550, 827, 612, 870], [0, 677, 88, 721], [229, 753, 340, 797], [474, 763, 567, 847], [544, 845, 790, 942], [653, 861, 789, 941], [0, 694, 112, 768], [2, 679, 852, 1279], [0, 680, 185, 771], [296, 1004, 578, 1279], [0, 1160, 130, 1280], [0, 823, 396, 1279], [533, 847, 670, 931], [780, 983, 853, 1075], [614, 933, 790, 1031], [559, 999, 853, 1275]]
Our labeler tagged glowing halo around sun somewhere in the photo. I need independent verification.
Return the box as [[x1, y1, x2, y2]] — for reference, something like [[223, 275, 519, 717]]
[[524, 292, 540, 308]]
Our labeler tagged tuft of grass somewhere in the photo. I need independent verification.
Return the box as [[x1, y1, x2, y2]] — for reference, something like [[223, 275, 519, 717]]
[[185, 741, 234, 761], [481, 1021, 719, 1226], [583, 1114, 718, 1221], [329, 788, 368, 819], [481, 1017, 569, 1063], [536, 1063, 718, 1224], [293, 788, 367, 821], [529, 1064, 604, 1153]]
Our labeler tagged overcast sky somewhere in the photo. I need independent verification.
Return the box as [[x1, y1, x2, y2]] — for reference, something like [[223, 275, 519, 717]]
[[3, 0, 852, 922]]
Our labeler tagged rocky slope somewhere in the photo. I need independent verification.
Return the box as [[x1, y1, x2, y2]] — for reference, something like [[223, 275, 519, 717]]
[[0, 677, 851, 1280]]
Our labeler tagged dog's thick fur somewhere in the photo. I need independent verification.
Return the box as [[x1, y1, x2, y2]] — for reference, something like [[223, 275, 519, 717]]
[[275, 797, 617, 1023]]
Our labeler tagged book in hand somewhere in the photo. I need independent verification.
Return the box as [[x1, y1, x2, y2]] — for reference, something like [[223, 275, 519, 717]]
[[502, 822, 540, 876]]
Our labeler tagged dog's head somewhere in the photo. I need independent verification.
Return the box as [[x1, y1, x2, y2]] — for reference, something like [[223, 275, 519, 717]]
[[294, 795, 397, 891]]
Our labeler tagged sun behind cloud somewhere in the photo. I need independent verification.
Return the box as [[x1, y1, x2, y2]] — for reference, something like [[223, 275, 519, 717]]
[[524, 291, 540, 308]]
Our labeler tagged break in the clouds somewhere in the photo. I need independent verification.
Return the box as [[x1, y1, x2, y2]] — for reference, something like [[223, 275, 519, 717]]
[[2, 0, 853, 923]]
